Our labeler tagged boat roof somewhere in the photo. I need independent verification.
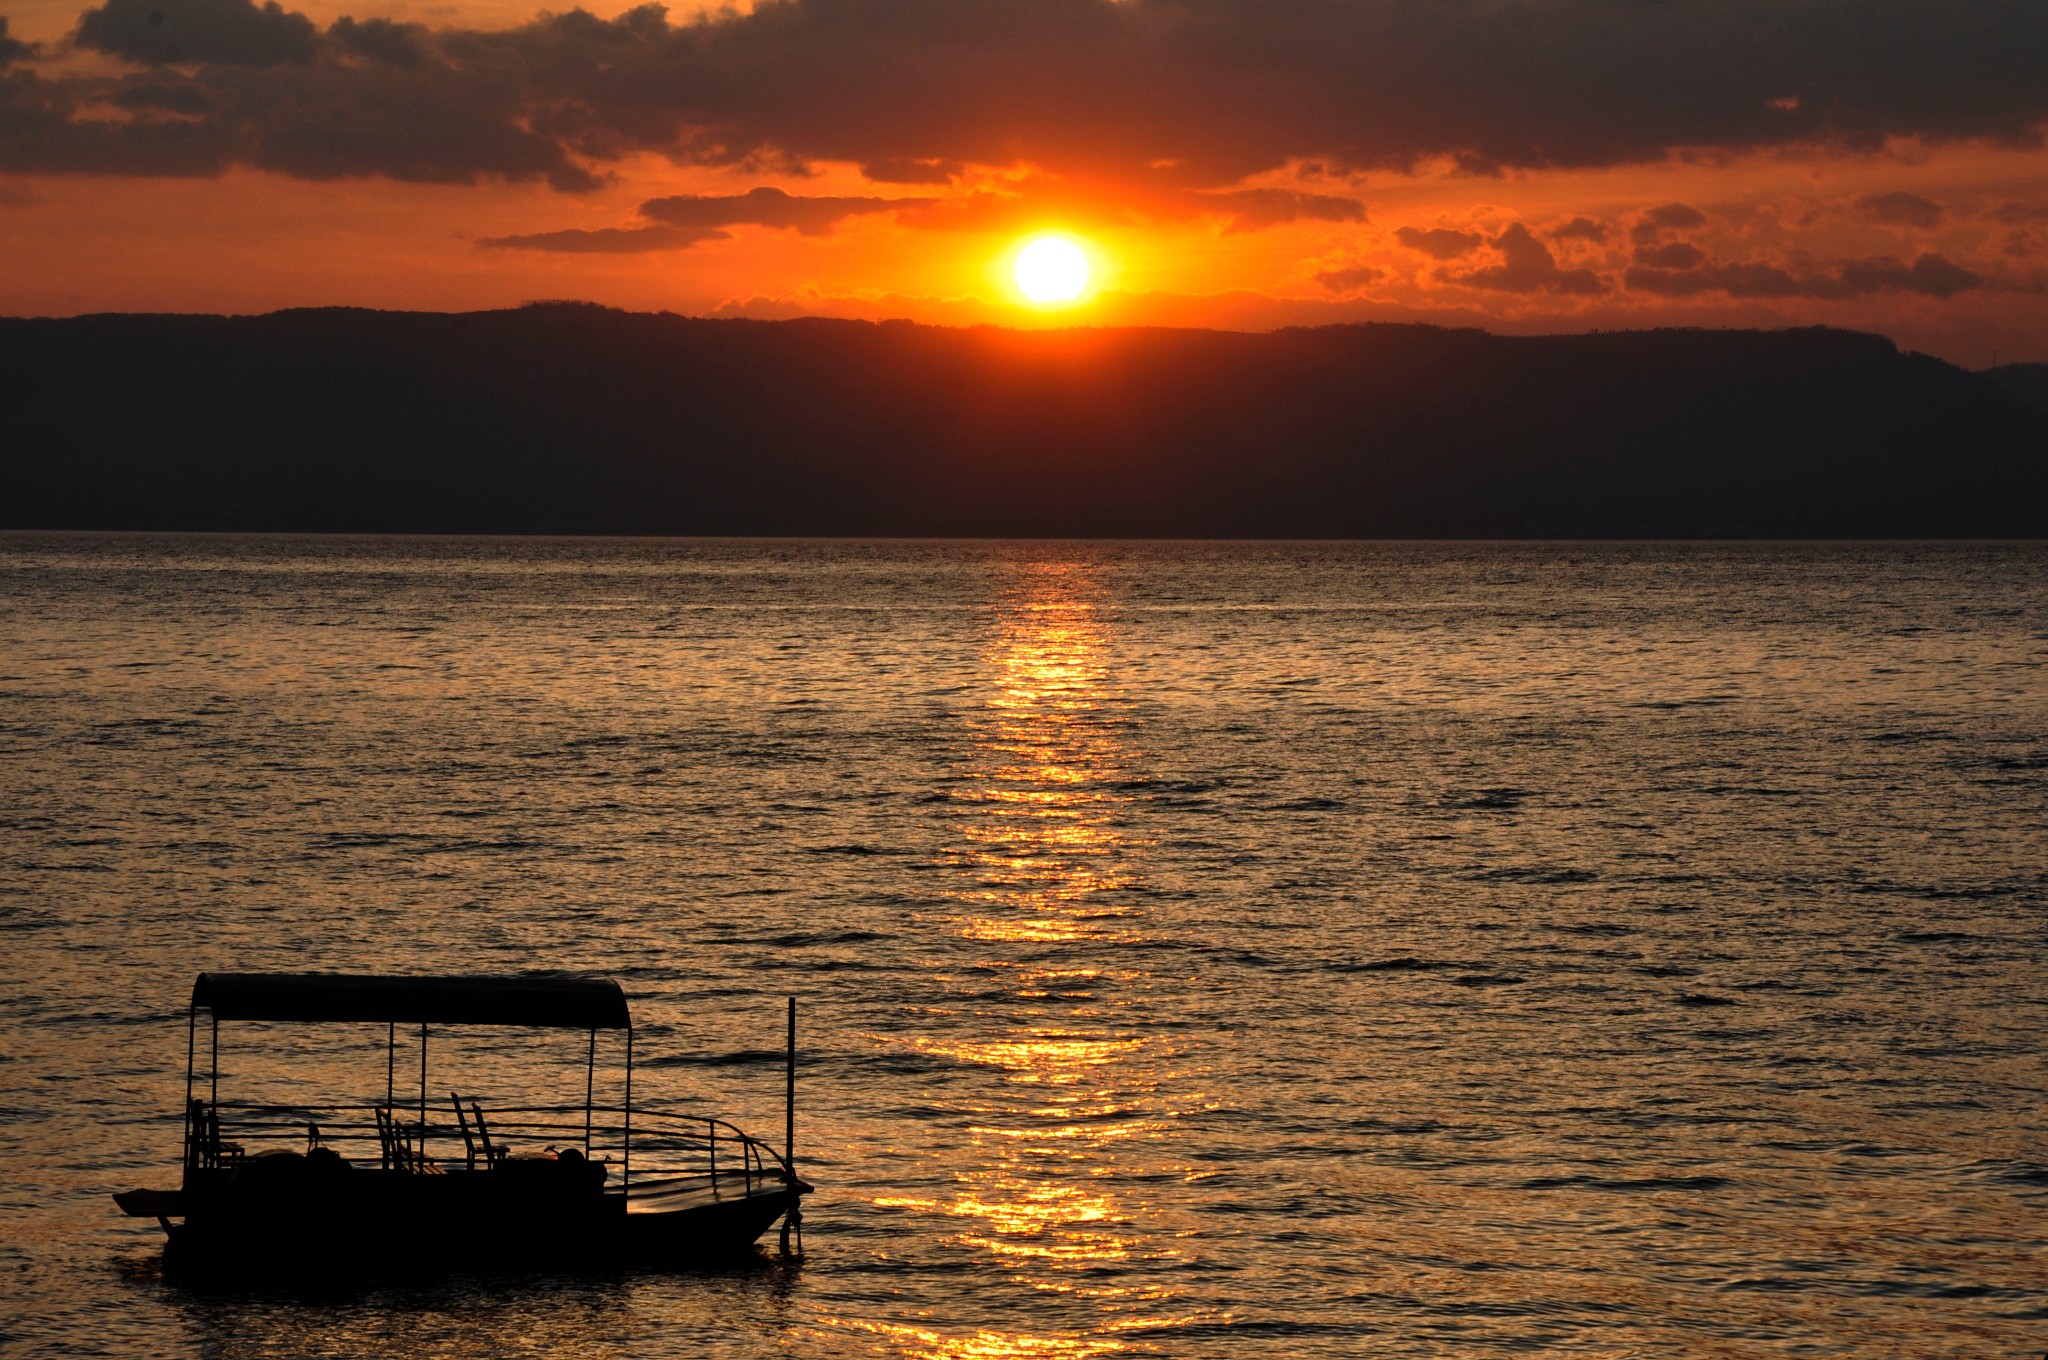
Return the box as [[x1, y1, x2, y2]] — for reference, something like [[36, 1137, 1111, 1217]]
[[191, 972, 631, 1029]]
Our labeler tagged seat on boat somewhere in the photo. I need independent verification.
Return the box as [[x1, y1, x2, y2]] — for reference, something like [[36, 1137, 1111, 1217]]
[[188, 1099, 244, 1170], [450, 1093, 508, 1170], [374, 1105, 442, 1174]]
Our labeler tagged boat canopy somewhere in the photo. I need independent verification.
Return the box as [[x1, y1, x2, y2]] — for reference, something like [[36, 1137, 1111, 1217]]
[[191, 973, 631, 1030]]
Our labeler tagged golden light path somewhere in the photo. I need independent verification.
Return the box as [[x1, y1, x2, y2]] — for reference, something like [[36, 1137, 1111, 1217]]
[[844, 560, 1212, 1360]]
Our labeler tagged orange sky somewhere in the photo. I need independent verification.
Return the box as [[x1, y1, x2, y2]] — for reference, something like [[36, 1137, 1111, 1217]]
[[1, 0, 2044, 366]]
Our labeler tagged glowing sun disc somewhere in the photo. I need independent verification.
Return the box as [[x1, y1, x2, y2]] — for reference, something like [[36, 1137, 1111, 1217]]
[[1015, 236, 1090, 303]]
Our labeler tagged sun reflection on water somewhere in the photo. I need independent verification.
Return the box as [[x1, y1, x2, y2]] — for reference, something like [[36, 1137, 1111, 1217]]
[[947, 567, 1145, 947], [849, 560, 1202, 1358]]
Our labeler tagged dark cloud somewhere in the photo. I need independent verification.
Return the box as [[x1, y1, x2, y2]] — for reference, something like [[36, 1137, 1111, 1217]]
[[859, 158, 959, 185], [76, 0, 315, 66], [8, 2, 597, 187], [1455, 223, 1605, 295], [477, 223, 714, 253], [1636, 241, 1705, 270], [1315, 263, 1385, 294], [866, 178, 1360, 235], [327, 16, 431, 68], [0, 73, 235, 176], [1201, 187, 1364, 233], [0, 17, 35, 65], [1631, 203, 1709, 246], [1834, 253, 1981, 298], [1856, 191, 1944, 228], [481, 186, 933, 252], [493, 180, 1360, 252], [1626, 251, 1984, 299], [1549, 217, 1607, 243], [112, 80, 214, 114], [1394, 226, 1484, 260], [1, 0, 2045, 191], [1989, 201, 2048, 223], [1626, 260, 1802, 299], [642, 186, 931, 235]]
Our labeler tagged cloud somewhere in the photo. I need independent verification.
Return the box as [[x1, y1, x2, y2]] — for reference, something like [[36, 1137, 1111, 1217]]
[[481, 186, 934, 252], [1989, 201, 2048, 223], [76, 0, 315, 66], [1834, 253, 1981, 298], [1856, 191, 1944, 228], [0, 17, 35, 65], [1394, 226, 1484, 260], [1549, 217, 1607, 243], [1455, 223, 1605, 295], [489, 181, 1361, 253], [113, 81, 215, 114], [1315, 263, 1385, 294], [1635, 241, 1706, 270], [859, 158, 959, 186], [854, 177, 1361, 236], [477, 224, 719, 253], [1631, 202, 1709, 246], [1625, 260, 1803, 299], [2, 0, 2046, 190], [1626, 251, 1984, 299], [1199, 187, 1365, 233], [640, 186, 931, 235]]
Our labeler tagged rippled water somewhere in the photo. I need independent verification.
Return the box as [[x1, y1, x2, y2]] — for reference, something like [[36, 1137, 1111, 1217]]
[[2, 534, 2045, 1358]]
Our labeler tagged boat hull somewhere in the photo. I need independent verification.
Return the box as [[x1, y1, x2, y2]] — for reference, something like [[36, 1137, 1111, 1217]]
[[155, 1167, 806, 1281]]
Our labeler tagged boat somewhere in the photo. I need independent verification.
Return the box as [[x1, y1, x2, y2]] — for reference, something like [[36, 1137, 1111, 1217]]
[[113, 972, 812, 1279]]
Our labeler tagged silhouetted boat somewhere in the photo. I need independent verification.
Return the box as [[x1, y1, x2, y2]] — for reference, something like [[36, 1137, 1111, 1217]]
[[113, 973, 811, 1279]]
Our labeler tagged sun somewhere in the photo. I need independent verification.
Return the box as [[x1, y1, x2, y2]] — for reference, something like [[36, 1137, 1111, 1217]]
[[1013, 235, 1091, 304]]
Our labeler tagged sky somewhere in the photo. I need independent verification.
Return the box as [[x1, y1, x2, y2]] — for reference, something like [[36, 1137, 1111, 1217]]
[[1, 0, 2045, 365]]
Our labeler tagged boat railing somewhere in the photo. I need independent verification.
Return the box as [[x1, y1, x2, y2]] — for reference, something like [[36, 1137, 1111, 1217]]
[[188, 1100, 790, 1195]]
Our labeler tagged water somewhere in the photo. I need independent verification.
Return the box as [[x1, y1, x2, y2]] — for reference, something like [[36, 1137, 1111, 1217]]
[[2, 534, 2045, 1358]]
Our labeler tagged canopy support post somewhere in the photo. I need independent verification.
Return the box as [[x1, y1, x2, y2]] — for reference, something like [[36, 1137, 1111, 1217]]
[[584, 1028, 596, 1154], [183, 1003, 196, 1172], [386, 1022, 394, 1107], [209, 1013, 219, 1111], [418, 1021, 427, 1155], [623, 1025, 633, 1190]]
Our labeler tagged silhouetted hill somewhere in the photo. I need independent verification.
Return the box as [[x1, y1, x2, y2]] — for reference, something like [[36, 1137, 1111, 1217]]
[[1988, 363, 2048, 417], [4, 307, 2046, 536]]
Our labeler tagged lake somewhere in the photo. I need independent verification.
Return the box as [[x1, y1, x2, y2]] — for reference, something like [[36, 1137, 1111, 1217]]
[[2, 534, 2044, 1357]]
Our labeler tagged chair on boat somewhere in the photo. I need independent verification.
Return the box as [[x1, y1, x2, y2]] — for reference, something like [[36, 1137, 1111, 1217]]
[[374, 1104, 442, 1174], [187, 1098, 244, 1171], [450, 1093, 508, 1170]]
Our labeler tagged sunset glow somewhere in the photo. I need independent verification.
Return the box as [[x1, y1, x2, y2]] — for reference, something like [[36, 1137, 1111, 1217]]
[[0, 1, 2042, 360]]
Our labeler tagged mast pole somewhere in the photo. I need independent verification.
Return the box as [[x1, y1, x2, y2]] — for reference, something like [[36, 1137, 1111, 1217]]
[[585, 1028, 596, 1154], [779, 995, 800, 1256]]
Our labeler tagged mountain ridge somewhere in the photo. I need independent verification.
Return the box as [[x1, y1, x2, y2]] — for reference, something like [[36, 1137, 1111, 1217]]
[[5, 306, 2045, 537]]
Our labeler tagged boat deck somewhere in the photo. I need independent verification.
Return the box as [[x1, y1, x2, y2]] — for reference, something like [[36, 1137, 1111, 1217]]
[[621, 1173, 793, 1214]]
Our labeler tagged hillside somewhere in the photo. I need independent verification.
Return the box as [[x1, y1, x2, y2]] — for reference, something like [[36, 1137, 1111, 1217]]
[[1988, 363, 2048, 417], [4, 307, 2046, 536]]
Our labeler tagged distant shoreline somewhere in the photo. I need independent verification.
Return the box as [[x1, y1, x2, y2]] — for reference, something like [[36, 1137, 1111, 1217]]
[[7, 308, 2046, 538], [7, 530, 2048, 546]]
